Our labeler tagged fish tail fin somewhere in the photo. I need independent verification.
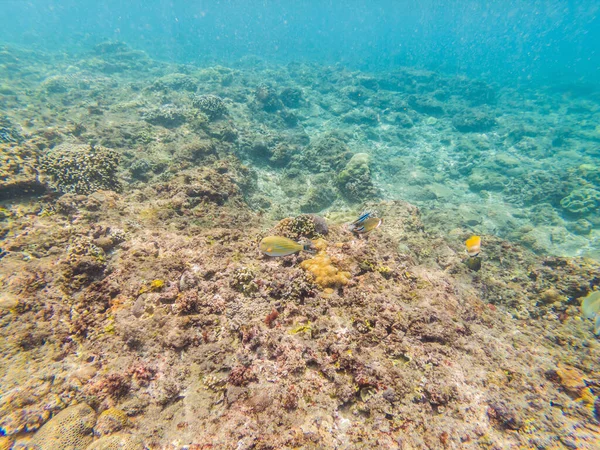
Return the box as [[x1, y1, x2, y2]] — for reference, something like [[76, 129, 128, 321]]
[[302, 241, 316, 254]]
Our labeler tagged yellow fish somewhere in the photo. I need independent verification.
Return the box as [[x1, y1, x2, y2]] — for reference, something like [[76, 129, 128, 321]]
[[465, 236, 481, 257], [348, 211, 383, 234], [259, 236, 312, 257], [581, 290, 600, 335]]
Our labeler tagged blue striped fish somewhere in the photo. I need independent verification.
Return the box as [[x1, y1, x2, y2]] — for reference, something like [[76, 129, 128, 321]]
[[259, 236, 312, 257], [348, 211, 382, 234]]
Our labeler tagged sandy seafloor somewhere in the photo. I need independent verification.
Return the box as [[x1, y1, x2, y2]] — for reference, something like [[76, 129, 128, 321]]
[[0, 42, 599, 449]]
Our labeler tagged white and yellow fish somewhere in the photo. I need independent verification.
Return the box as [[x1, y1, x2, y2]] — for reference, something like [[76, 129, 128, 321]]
[[465, 236, 481, 257], [581, 290, 600, 335]]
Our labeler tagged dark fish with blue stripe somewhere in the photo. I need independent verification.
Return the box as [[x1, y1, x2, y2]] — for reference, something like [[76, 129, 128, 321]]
[[348, 211, 383, 234]]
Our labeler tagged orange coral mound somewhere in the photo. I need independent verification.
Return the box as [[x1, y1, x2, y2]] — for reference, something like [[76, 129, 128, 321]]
[[300, 238, 351, 289]]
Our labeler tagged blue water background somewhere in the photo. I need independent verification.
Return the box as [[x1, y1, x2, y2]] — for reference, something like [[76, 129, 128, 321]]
[[1, 0, 599, 86]]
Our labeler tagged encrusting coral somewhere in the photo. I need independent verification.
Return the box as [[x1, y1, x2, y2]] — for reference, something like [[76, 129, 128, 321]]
[[94, 407, 129, 436], [299, 238, 351, 290], [86, 433, 145, 450], [191, 94, 228, 119]]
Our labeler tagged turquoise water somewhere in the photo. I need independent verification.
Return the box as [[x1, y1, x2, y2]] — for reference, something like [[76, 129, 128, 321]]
[[3, 0, 599, 257], [2, 2, 600, 448], [2, 1, 599, 82]]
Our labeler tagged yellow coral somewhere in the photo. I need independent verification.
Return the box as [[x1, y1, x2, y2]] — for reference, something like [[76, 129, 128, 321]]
[[94, 407, 129, 436], [139, 279, 165, 295], [0, 436, 14, 450], [150, 279, 165, 290], [556, 363, 588, 395], [300, 239, 351, 289]]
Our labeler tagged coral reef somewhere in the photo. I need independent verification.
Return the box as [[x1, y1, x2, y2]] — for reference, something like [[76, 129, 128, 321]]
[[299, 238, 351, 289], [39, 143, 121, 195], [2, 40, 600, 450], [191, 94, 228, 119], [560, 188, 600, 218], [27, 403, 96, 450], [0, 115, 23, 143], [336, 152, 378, 202]]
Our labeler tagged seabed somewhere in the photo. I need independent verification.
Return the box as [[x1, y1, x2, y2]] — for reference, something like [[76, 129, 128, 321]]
[[0, 42, 599, 449]]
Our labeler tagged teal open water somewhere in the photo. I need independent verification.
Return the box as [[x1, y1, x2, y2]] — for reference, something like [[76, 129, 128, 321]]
[[1, 1, 600, 449]]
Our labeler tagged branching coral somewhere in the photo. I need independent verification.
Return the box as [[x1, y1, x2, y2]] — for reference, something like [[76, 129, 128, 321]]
[[231, 267, 258, 294], [192, 94, 228, 119], [40, 143, 121, 195], [300, 238, 351, 290], [274, 214, 328, 240]]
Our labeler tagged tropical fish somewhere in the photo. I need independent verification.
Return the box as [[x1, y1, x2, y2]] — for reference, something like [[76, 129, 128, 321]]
[[465, 236, 481, 257], [581, 290, 600, 335], [259, 236, 313, 257], [348, 211, 382, 234]]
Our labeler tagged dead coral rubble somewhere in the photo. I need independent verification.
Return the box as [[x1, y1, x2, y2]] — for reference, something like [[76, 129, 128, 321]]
[[3, 193, 599, 449]]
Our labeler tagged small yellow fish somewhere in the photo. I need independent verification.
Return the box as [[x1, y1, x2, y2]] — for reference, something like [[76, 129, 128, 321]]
[[581, 290, 600, 335], [259, 236, 312, 257], [348, 211, 383, 234], [465, 236, 481, 257], [356, 217, 383, 233]]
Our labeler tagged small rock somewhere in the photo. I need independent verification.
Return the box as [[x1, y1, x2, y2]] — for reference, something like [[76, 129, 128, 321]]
[[0, 293, 19, 310], [382, 388, 397, 403]]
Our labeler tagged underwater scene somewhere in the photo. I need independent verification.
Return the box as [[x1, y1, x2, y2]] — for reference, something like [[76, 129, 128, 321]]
[[1, 1, 600, 449]]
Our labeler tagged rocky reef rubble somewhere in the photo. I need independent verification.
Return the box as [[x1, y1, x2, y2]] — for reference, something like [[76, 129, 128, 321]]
[[1, 183, 599, 448]]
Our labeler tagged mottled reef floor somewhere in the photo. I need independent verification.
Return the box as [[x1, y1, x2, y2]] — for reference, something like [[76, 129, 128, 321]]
[[0, 42, 599, 449], [1, 189, 599, 449]]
